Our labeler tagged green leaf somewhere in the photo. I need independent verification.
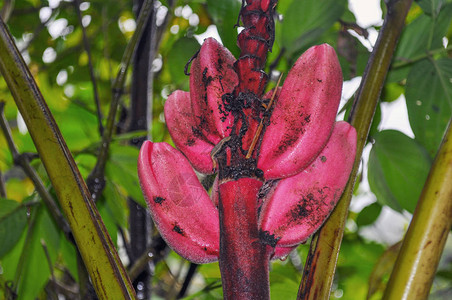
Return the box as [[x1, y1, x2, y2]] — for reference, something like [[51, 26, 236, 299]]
[[97, 198, 118, 247], [405, 58, 452, 157], [356, 202, 382, 227], [19, 206, 60, 300], [368, 130, 432, 213], [381, 82, 405, 103], [280, 0, 347, 55], [166, 37, 200, 85], [270, 260, 300, 298], [1, 204, 61, 300], [59, 236, 79, 282], [0, 198, 28, 258], [367, 242, 402, 300], [389, 3, 452, 82], [206, 0, 241, 57], [105, 143, 146, 207], [103, 179, 129, 230], [54, 101, 99, 151], [368, 101, 382, 140], [336, 241, 385, 300], [417, 0, 445, 17]]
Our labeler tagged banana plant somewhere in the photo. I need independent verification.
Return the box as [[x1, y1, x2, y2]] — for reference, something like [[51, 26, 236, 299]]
[[3, 0, 450, 298], [137, 0, 356, 298]]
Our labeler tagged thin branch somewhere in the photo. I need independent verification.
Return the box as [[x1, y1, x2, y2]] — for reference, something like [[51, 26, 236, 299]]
[[42, 240, 56, 282], [128, 235, 168, 282], [0, 0, 14, 22], [128, 247, 156, 282], [45, 278, 80, 300], [154, 0, 175, 64], [73, 0, 103, 136], [177, 263, 198, 299], [86, 0, 155, 201], [0, 167, 6, 198], [268, 47, 285, 80], [392, 44, 452, 69], [118, 224, 134, 262]]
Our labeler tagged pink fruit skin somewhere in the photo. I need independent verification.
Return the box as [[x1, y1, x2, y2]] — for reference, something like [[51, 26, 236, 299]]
[[189, 38, 237, 143], [259, 122, 357, 246], [164, 90, 215, 174], [258, 44, 344, 180], [138, 141, 220, 263]]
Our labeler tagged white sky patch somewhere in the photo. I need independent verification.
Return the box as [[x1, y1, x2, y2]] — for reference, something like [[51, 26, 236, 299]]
[[189, 14, 200, 27], [348, 0, 383, 50], [170, 24, 179, 34], [152, 55, 163, 72], [43, 47, 57, 63], [39, 7, 52, 23], [56, 69, 68, 86], [174, 6, 183, 17], [82, 15, 91, 27], [80, 2, 90, 11], [47, 18, 68, 39], [359, 207, 411, 245], [341, 76, 361, 101], [48, 0, 61, 9], [156, 5, 168, 26], [64, 84, 75, 98], [379, 95, 415, 138], [118, 18, 136, 33], [194, 25, 222, 44], [348, 0, 383, 27], [16, 112, 28, 134], [181, 5, 193, 19]]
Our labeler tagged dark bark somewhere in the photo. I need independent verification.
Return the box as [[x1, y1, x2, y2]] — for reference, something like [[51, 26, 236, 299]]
[[127, 0, 157, 298]]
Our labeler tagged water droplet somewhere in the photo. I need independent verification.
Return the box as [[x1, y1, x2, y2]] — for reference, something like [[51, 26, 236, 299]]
[[279, 255, 288, 261]]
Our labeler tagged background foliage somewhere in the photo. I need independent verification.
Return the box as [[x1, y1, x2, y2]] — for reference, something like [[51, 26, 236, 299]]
[[0, 0, 451, 299]]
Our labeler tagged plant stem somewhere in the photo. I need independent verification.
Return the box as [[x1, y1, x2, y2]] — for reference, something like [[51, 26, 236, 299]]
[[218, 178, 272, 299], [298, 0, 413, 299], [382, 119, 452, 299]]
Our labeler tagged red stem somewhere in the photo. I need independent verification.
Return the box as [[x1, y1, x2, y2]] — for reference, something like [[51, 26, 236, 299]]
[[216, 1, 278, 298], [235, 0, 275, 95], [232, 0, 277, 153], [218, 178, 273, 299]]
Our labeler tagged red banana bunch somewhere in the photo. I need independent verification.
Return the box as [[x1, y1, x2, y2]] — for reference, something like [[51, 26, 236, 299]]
[[138, 0, 356, 297]]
